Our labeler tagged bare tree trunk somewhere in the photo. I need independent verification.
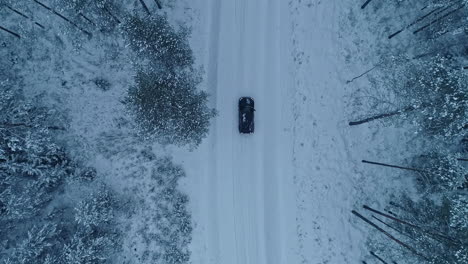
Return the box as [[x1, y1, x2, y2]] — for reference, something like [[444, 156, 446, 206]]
[[413, 4, 465, 34], [0, 25, 21, 39], [370, 251, 389, 264], [364, 205, 421, 228], [348, 105, 417, 126], [33, 0, 91, 37], [352, 210, 428, 261], [388, 6, 442, 39], [413, 40, 468, 59], [138, 0, 151, 15], [79, 13, 96, 26], [4, 4, 44, 29], [34, 22, 45, 29], [349, 110, 403, 126], [361, 0, 374, 9], [361, 160, 424, 172], [154, 0, 163, 9], [372, 215, 416, 241], [5, 4, 29, 18], [363, 205, 461, 245], [103, 6, 121, 24]]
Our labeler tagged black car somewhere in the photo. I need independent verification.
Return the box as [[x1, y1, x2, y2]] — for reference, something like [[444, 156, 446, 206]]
[[238, 97, 255, 133]]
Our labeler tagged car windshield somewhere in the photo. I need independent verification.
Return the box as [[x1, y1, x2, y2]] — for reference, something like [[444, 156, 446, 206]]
[[242, 106, 253, 112]]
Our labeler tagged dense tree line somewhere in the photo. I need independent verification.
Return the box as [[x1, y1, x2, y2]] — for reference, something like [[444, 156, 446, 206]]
[[2, 0, 216, 146], [1, 0, 203, 263], [123, 15, 216, 147], [351, 0, 468, 263], [0, 67, 123, 263]]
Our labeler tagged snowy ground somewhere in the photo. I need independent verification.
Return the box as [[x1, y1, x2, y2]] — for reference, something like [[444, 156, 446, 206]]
[[170, 0, 412, 263], [0, 0, 417, 262]]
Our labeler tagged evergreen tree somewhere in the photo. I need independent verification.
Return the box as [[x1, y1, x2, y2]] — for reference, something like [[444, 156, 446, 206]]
[[122, 14, 194, 70], [127, 70, 215, 146], [410, 152, 467, 192]]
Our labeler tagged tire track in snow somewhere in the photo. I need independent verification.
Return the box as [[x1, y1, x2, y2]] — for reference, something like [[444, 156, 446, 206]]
[[235, 0, 261, 263], [261, 0, 283, 263], [203, 0, 222, 261]]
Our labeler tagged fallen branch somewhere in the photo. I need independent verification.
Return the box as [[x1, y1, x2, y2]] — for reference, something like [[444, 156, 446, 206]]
[[346, 66, 376, 84]]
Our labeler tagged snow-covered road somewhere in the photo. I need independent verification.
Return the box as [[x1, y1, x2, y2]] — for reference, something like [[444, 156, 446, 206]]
[[177, 0, 368, 263], [178, 0, 297, 263], [203, 0, 294, 263]]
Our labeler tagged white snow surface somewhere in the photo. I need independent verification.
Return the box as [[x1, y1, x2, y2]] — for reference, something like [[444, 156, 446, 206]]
[[170, 0, 398, 263], [1, 0, 420, 263]]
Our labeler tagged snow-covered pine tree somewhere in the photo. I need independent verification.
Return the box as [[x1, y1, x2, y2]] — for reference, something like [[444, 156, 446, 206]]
[[127, 69, 216, 146], [65, 190, 122, 263], [8, 224, 58, 264], [410, 151, 467, 192], [122, 14, 194, 70]]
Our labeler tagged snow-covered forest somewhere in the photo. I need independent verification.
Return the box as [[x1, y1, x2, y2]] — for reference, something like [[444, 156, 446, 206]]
[[0, 0, 211, 263], [346, 1, 467, 263], [1, 0, 467, 263]]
